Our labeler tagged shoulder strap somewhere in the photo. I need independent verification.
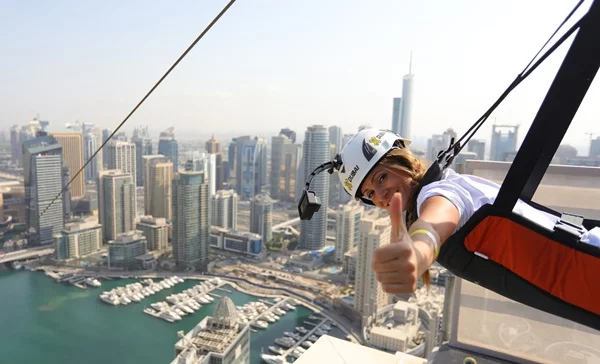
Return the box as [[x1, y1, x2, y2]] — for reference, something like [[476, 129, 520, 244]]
[[495, 0, 600, 212]]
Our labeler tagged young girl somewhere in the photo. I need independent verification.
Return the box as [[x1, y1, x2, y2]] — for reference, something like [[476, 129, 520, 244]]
[[335, 128, 600, 294]]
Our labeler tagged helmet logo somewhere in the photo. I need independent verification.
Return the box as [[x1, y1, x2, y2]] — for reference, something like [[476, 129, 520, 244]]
[[362, 139, 378, 161], [344, 180, 353, 191], [369, 136, 381, 146]]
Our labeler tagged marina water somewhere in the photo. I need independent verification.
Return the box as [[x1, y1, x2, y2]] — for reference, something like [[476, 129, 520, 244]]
[[0, 271, 346, 363]]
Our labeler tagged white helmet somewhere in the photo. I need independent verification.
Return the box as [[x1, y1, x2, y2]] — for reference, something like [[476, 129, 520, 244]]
[[336, 128, 411, 202]]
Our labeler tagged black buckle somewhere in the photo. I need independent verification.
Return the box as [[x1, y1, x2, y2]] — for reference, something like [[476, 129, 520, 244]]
[[554, 213, 585, 241]]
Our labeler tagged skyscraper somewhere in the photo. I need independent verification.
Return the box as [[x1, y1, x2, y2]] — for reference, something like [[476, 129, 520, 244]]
[[427, 128, 457, 162], [205, 135, 225, 190], [467, 139, 486, 160], [136, 216, 169, 251], [83, 125, 100, 182], [97, 170, 136, 242], [279, 128, 297, 143], [158, 127, 178, 173], [143, 155, 173, 221], [270, 134, 300, 201], [354, 210, 392, 327], [328, 126, 343, 153], [250, 194, 273, 243], [172, 171, 209, 271], [591, 137, 600, 158], [212, 189, 238, 230], [132, 126, 153, 187], [491, 125, 519, 161], [335, 201, 364, 263], [102, 129, 112, 168], [299, 125, 330, 250], [49, 132, 85, 200], [106, 141, 137, 187], [235, 137, 268, 200], [23, 136, 64, 246], [10, 125, 20, 166], [391, 56, 414, 139]]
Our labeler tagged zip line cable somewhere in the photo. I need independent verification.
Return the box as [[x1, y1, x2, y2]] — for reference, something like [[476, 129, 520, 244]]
[[450, 0, 586, 156], [40, 0, 237, 217]]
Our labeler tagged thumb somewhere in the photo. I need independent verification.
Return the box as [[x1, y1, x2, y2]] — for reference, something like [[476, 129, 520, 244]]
[[389, 193, 407, 243]]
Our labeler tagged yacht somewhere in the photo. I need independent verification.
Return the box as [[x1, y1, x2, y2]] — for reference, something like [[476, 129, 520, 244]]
[[275, 308, 286, 316], [321, 324, 331, 331], [296, 327, 309, 334], [251, 320, 268, 329], [129, 294, 141, 303], [274, 337, 295, 348], [151, 302, 166, 311], [301, 341, 313, 349], [159, 311, 176, 322], [143, 307, 157, 315], [308, 335, 318, 342], [119, 296, 131, 305], [85, 278, 102, 287], [178, 304, 194, 314], [100, 294, 119, 305], [174, 308, 186, 317], [268, 346, 284, 355], [308, 314, 320, 320], [195, 296, 210, 304], [260, 354, 286, 364], [203, 294, 214, 302]]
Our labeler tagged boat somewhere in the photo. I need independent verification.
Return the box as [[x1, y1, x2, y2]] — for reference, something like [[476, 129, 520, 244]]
[[308, 314, 320, 320], [85, 278, 102, 287], [99, 294, 119, 305], [301, 341, 313, 349], [268, 346, 284, 355], [321, 324, 331, 331], [308, 335, 318, 342], [260, 354, 286, 364], [143, 307, 157, 315], [274, 337, 295, 348], [151, 302, 165, 310], [296, 326, 309, 334], [251, 320, 268, 330], [12, 262, 22, 270]]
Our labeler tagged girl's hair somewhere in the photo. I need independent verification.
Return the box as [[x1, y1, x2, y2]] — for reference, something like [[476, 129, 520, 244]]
[[377, 147, 432, 286]]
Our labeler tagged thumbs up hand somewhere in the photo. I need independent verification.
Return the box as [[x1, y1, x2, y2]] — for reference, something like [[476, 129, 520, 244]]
[[371, 193, 420, 294]]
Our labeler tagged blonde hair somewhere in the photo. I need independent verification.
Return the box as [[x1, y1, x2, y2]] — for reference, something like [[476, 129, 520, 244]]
[[377, 148, 432, 286]]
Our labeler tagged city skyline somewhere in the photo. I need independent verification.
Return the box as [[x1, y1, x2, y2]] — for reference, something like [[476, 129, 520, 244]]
[[1, 1, 598, 153]]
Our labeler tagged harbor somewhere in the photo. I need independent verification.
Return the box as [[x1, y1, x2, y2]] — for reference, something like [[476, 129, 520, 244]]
[[0, 270, 351, 364]]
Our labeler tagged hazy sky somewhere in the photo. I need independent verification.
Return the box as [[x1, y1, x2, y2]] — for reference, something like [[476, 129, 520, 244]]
[[1, 0, 598, 153]]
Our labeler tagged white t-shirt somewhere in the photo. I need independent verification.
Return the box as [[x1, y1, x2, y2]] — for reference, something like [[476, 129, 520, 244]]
[[415, 169, 600, 247]]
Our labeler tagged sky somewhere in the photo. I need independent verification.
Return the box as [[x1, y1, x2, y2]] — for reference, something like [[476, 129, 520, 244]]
[[1, 0, 598, 154]]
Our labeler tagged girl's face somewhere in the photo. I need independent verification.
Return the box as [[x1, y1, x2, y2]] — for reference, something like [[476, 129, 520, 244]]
[[359, 165, 412, 210]]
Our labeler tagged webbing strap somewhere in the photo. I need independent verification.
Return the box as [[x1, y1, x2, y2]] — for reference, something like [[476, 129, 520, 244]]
[[495, 0, 600, 212]]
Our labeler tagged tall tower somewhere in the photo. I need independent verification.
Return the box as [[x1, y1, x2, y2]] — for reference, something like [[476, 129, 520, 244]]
[[172, 171, 209, 271], [10, 125, 20, 166], [391, 97, 402, 136], [106, 140, 137, 186], [335, 201, 364, 263], [354, 210, 392, 328], [299, 125, 330, 250], [205, 135, 225, 190], [23, 136, 64, 246], [235, 137, 267, 200], [158, 127, 178, 173], [82, 125, 99, 182], [101, 129, 112, 168], [250, 194, 273, 243], [400, 54, 414, 139], [143, 155, 173, 221], [270, 134, 300, 201], [211, 189, 238, 230], [490, 125, 519, 161], [132, 126, 153, 187], [49, 132, 85, 200], [97, 170, 136, 242]]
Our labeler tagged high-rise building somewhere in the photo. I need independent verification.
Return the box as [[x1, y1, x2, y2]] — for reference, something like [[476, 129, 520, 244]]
[[102, 129, 112, 168], [335, 201, 364, 263], [53, 221, 102, 259], [467, 139, 486, 160], [300, 125, 330, 250], [83, 125, 100, 182], [158, 127, 178, 173], [391, 57, 415, 139], [590, 136, 600, 158], [132, 126, 153, 187], [172, 171, 209, 271], [23, 136, 65, 245], [491, 125, 519, 161], [328, 126, 343, 153], [62, 167, 72, 217], [235, 137, 267, 200], [136, 216, 169, 251], [106, 140, 136, 186], [49, 132, 85, 200], [172, 296, 251, 364], [279, 128, 297, 143], [212, 189, 238, 230], [143, 155, 173, 221], [427, 128, 457, 162], [97, 170, 136, 242], [206, 135, 225, 190], [270, 134, 300, 201], [355, 210, 392, 327], [250, 194, 273, 243], [107, 230, 148, 269], [10, 125, 20, 165]]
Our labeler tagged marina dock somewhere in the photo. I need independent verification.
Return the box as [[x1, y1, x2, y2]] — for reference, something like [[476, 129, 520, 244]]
[[281, 318, 329, 358]]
